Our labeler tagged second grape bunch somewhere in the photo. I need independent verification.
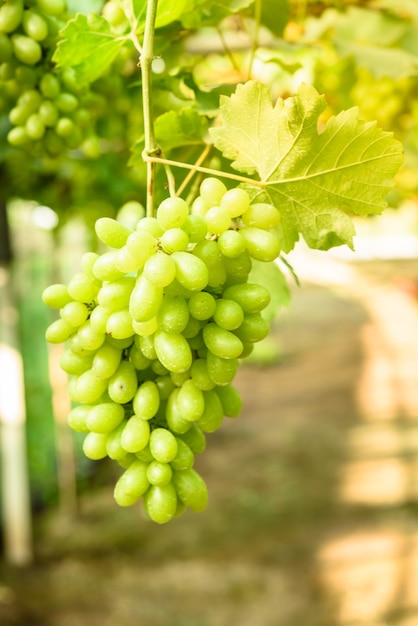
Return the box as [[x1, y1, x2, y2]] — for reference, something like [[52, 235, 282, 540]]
[[43, 177, 282, 523]]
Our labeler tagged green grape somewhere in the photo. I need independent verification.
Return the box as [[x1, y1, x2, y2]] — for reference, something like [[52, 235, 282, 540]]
[[39, 100, 59, 126], [143, 483, 178, 524], [234, 313, 270, 343], [182, 214, 207, 243], [9, 106, 30, 126], [154, 329, 192, 373], [25, 112, 45, 139], [59, 348, 93, 375], [129, 275, 163, 323], [129, 343, 152, 370], [42, 283, 72, 308], [67, 272, 98, 303], [92, 343, 122, 379], [149, 427, 178, 463], [206, 351, 238, 385], [83, 432, 108, 460], [22, 10, 48, 41], [132, 317, 158, 337], [157, 296, 189, 333], [108, 360, 138, 404], [121, 415, 150, 453], [204, 205, 231, 234], [143, 251, 176, 288], [89, 305, 111, 333], [75, 320, 105, 351], [71, 370, 108, 404], [114, 459, 150, 506], [223, 283, 271, 313], [60, 301, 89, 327], [55, 117, 77, 139], [135, 444, 154, 463], [97, 276, 135, 311], [155, 375, 176, 400], [11, 35, 42, 65], [7, 126, 28, 147], [124, 229, 157, 266], [176, 379, 205, 422], [203, 323, 243, 359], [220, 187, 250, 217], [199, 177, 227, 205], [116, 201, 145, 229], [193, 239, 221, 267], [190, 358, 215, 391], [136, 216, 163, 238], [114, 246, 142, 273], [106, 309, 134, 339], [217, 230, 246, 258], [106, 419, 129, 460], [45, 318, 74, 343], [95, 217, 133, 248], [213, 298, 244, 330], [188, 291, 216, 321], [198, 389, 223, 433], [159, 227, 189, 254], [67, 405, 90, 433], [0, 32, 12, 61], [242, 203, 280, 229], [240, 227, 281, 262], [216, 384, 242, 417], [191, 196, 209, 217], [151, 359, 169, 377], [0, 1, 24, 34], [39, 72, 60, 99], [182, 316, 202, 339], [156, 196, 189, 230], [133, 380, 160, 420], [172, 468, 208, 512], [86, 402, 125, 434], [36, 0, 66, 17], [170, 438, 194, 471], [55, 92, 78, 113], [137, 334, 157, 360], [146, 461, 173, 486], [166, 388, 193, 434], [223, 251, 252, 283], [93, 251, 125, 282], [171, 251, 208, 292], [177, 424, 206, 454]]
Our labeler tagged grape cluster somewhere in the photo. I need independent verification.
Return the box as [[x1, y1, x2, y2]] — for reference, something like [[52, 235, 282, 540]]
[[43, 179, 281, 523], [0, 0, 96, 154]]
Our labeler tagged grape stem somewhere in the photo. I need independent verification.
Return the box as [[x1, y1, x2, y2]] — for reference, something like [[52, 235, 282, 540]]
[[142, 151, 266, 187], [140, 0, 160, 217]]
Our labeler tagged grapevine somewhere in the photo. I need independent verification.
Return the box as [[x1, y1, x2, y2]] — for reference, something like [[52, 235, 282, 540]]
[[38, 0, 404, 524]]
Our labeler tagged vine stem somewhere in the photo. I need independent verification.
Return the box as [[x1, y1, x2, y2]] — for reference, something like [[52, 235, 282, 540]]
[[140, 0, 159, 217], [142, 151, 266, 187]]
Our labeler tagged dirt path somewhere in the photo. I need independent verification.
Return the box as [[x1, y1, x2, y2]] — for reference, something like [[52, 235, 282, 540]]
[[2, 254, 418, 626]]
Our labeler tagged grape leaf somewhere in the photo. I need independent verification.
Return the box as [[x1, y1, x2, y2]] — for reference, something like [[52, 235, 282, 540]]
[[154, 108, 209, 152], [210, 81, 403, 252], [53, 14, 127, 84]]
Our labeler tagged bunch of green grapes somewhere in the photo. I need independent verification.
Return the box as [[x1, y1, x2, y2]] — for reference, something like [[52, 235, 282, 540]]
[[0, 0, 98, 154], [43, 180, 282, 524]]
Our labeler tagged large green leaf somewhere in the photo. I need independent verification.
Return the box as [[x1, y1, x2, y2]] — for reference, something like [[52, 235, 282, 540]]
[[210, 81, 403, 252], [53, 14, 127, 83], [154, 108, 209, 152]]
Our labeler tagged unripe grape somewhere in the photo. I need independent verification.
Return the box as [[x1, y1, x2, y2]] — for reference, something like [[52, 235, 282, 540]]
[[178, 424, 206, 454], [86, 402, 125, 433], [182, 316, 202, 339], [97, 276, 135, 311], [68, 272, 98, 303], [172, 468, 208, 512], [102, 334, 134, 351], [36, 0, 66, 17], [45, 318, 74, 343], [223, 251, 252, 282], [213, 298, 244, 330], [89, 305, 111, 333], [204, 205, 231, 234], [55, 117, 76, 139], [129, 344, 151, 370], [136, 216, 163, 238], [108, 360, 138, 404], [133, 380, 160, 420], [188, 291, 216, 321], [182, 214, 207, 243], [71, 370, 108, 404], [171, 251, 208, 291], [0, 33, 12, 61], [0, 1, 24, 34], [114, 459, 150, 506], [234, 313, 270, 343], [154, 330, 192, 373], [217, 230, 246, 258], [170, 439, 194, 470], [203, 323, 243, 359], [220, 187, 250, 217], [121, 415, 150, 453], [143, 483, 178, 524], [26, 112, 45, 139], [137, 334, 157, 360], [60, 301, 89, 327], [22, 10, 48, 41], [11, 35, 42, 65], [39, 100, 59, 126], [106, 309, 134, 339], [7, 126, 29, 147], [129, 275, 163, 323], [216, 384, 242, 417], [149, 427, 178, 463], [242, 203, 280, 229], [55, 92, 78, 113], [157, 196, 189, 229], [42, 283, 72, 308], [199, 177, 227, 205], [240, 227, 281, 262], [146, 461, 173, 487], [76, 320, 105, 351], [190, 358, 215, 391], [95, 217, 133, 248], [159, 227, 189, 253], [106, 419, 129, 460], [157, 296, 189, 333], [193, 239, 221, 267], [155, 375, 176, 400], [125, 230, 157, 266], [166, 388, 193, 434], [9, 106, 29, 126], [223, 282, 271, 313], [198, 389, 223, 433], [67, 405, 90, 433], [116, 200, 145, 229], [83, 432, 108, 460], [59, 348, 93, 375], [176, 380, 205, 422], [40, 72, 60, 99], [92, 343, 122, 379], [132, 317, 158, 337]]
